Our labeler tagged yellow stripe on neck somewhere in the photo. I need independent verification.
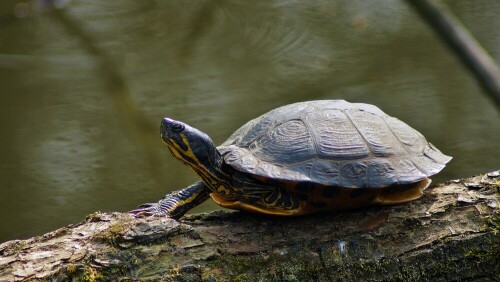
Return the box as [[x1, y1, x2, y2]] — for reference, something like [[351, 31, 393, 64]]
[[166, 133, 239, 199]]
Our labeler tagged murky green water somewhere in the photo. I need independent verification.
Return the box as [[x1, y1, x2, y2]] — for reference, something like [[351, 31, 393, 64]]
[[0, 0, 499, 242]]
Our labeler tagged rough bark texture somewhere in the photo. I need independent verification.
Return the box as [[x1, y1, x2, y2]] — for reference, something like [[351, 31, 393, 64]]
[[0, 172, 498, 281]]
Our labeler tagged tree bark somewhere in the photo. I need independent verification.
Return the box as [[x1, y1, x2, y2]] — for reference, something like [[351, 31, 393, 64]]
[[0, 172, 498, 281]]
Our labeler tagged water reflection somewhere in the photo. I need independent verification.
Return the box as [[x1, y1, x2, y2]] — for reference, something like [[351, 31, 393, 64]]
[[0, 0, 498, 242]]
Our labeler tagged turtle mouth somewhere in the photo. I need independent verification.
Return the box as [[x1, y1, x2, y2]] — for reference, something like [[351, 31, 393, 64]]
[[160, 119, 169, 139], [160, 126, 187, 159], [161, 133, 179, 155], [160, 118, 177, 146], [161, 132, 171, 144]]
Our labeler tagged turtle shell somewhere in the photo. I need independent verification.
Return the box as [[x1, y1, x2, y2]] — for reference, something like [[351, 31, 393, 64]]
[[218, 100, 451, 188]]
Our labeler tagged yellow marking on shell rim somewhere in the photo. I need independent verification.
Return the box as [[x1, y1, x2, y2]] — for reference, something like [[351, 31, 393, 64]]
[[210, 193, 309, 216], [373, 178, 430, 205]]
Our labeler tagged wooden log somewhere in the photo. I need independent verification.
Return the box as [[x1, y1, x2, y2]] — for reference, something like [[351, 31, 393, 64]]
[[0, 171, 498, 281]]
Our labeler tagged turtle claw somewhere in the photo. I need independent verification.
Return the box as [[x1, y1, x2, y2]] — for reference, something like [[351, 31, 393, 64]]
[[129, 210, 150, 218], [129, 182, 210, 219], [134, 203, 157, 209], [129, 203, 166, 218]]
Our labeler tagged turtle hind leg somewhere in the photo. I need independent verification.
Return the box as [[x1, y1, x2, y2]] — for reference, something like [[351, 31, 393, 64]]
[[130, 181, 210, 219], [210, 188, 308, 216], [373, 178, 431, 205]]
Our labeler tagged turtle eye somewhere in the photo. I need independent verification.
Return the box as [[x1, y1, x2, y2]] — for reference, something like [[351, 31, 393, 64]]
[[171, 123, 185, 133]]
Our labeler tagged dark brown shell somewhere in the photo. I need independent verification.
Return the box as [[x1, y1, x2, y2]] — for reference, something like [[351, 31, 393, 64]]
[[218, 100, 451, 188]]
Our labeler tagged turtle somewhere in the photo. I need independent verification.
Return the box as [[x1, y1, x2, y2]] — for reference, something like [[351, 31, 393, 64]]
[[130, 100, 452, 219]]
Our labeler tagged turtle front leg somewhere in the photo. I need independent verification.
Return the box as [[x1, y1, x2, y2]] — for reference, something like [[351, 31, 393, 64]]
[[130, 181, 210, 219]]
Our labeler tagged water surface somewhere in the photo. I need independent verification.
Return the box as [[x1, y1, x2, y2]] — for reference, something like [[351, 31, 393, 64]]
[[0, 0, 499, 242]]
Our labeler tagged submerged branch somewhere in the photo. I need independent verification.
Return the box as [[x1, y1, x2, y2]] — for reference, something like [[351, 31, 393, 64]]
[[407, 0, 500, 106], [45, 2, 165, 185]]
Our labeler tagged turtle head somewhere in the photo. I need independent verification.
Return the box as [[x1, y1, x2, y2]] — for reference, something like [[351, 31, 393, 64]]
[[161, 117, 239, 199], [160, 118, 222, 172]]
